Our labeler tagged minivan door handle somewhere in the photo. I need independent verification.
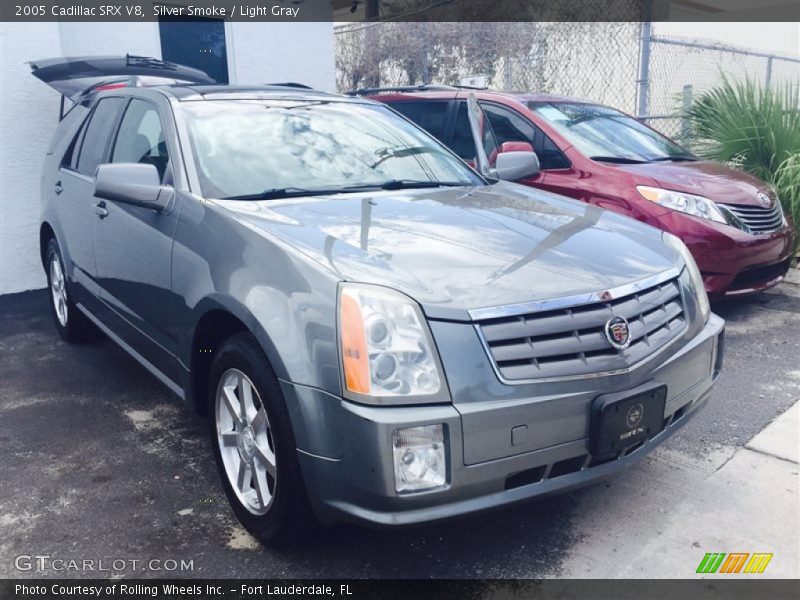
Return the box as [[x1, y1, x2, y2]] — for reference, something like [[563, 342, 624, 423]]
[[54, 181, 63, 195], [94, 201, 108, 219]]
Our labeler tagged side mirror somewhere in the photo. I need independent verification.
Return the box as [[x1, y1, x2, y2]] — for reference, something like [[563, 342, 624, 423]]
[[498, 141, 534, 154], [492, 150, 541, 181], [94, 163, 172, 211]]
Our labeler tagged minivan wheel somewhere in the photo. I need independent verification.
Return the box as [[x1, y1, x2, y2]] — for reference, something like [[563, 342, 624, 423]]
[[45, 238, 95, 342], [208, 332, 318, 546]]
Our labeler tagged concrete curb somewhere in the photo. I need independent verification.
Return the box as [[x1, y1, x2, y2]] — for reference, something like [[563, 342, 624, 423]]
[[745, 400, 800, 464]]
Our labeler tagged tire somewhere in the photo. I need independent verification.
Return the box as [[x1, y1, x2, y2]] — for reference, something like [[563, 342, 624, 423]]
[[45, 238, 96, 343], [208, 332, 318, 546]]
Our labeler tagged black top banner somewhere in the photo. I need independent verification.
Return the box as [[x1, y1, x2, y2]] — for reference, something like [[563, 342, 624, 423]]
[[3, 0, 800, 22]]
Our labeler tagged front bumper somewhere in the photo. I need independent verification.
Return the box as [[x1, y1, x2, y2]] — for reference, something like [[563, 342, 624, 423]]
[[655, 212, 794, 299], [286, 314, 725, 527]]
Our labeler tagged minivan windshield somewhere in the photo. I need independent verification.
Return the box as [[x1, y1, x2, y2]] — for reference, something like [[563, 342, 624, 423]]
[[181, 99, 482, 199], [529, 101, 695, 164]]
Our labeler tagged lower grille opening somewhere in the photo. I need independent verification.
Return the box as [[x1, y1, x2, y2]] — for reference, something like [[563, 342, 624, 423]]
[[714, 330, 725, 378], [622, 440, 645, 456], [549, 455, 587, 478], [505, 465, 547, 490], [731, 260, 790, 291], [672, 404, 689, 423]]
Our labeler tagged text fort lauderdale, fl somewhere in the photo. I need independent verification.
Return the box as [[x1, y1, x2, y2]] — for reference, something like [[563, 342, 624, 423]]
[[154, 4, 302, 18]]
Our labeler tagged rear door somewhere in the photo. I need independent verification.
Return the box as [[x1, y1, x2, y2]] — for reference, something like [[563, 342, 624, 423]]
[[91, 96, 183, 382], [55, 96, 126, 299]]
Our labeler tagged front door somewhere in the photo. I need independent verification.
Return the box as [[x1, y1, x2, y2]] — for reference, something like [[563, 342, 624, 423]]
[[92, 97, 182, 379]]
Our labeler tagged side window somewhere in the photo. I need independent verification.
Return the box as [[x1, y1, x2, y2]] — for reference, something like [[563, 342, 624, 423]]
[[538, 134, 571, 170], [482, 103, 536, 148], [388, 101, 450, 143], [482, 103, 570, 170], [452, 102, 498, 163], [75, 98, 125, 177], [112, 99, 170, 181]]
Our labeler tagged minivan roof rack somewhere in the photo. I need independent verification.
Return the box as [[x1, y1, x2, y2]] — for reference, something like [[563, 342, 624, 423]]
[[347, 83, 487, 96]]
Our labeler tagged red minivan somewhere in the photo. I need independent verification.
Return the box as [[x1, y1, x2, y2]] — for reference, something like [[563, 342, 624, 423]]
[[365, 87, 795, 300]]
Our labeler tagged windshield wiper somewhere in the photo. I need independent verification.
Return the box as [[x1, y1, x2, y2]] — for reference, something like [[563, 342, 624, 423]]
[[219, 180, 471, 201], [648, 155, 698, 162], [376, 179, 471, 190], [221, 187, 342, 201], [589, 156, 648, 164]]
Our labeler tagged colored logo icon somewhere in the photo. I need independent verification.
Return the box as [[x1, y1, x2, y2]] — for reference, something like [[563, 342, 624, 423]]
[[696, 552, 773, 574]]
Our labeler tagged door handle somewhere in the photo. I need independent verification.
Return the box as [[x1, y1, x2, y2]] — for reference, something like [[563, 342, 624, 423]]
[[94, 201, 108, 219], [54, 181, 63, 195]]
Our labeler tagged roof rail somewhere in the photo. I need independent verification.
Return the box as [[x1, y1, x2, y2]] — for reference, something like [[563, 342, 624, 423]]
[[266, 82, 314, 89], [125, 54, 181, 72], [347, 83, 487, 96]]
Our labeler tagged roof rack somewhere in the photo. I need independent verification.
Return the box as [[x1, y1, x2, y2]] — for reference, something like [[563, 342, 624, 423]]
[[125, 54, 181, 72], [347, 83, 487, 96], [266, 82, 314, 89]]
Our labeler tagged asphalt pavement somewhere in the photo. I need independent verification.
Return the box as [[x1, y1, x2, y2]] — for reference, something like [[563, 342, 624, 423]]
[[1, 280, 798, 579]]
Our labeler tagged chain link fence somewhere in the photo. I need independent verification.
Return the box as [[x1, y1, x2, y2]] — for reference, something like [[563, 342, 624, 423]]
[[644, 36, 800, 141], [335, 22, 799, 144]]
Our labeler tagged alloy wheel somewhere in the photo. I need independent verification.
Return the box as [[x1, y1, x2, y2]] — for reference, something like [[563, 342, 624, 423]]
[[50, 253, 68, 327], [215, 368, 277, 515]]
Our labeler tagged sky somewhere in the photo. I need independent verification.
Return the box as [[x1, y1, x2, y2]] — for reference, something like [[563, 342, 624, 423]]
[[655, 22, 800, 58]]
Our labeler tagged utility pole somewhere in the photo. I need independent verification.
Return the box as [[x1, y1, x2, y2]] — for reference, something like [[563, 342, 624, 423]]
[[364, 0, 380, 87], [636, 20, 652, 117]]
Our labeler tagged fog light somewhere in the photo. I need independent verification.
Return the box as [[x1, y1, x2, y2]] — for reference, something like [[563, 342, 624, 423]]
[[392, 425, 446, 493]]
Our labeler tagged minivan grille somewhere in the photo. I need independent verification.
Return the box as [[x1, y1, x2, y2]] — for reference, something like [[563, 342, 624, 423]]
[[477, 277, 686, 381], [721, 202, 784, 234]]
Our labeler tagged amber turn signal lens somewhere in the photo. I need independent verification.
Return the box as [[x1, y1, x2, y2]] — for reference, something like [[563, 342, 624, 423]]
[[340, 292, 370, 394]]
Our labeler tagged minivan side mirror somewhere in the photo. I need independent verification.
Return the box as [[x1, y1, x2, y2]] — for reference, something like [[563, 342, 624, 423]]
[[492, 148, 541, 181], [94, 163, 172, 211]]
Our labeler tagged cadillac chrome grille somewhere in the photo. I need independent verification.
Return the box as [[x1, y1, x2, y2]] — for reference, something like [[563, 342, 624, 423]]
[[721, 202, 784, 235], [477, 277, 686, 381]]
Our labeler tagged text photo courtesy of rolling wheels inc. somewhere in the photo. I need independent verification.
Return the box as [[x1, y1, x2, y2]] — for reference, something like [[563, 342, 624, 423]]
[[0, 1, 799, 599]]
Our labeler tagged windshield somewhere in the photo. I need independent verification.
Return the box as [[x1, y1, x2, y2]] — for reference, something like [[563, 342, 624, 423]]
[[529, 102, 693, 163], [181, 99, 481, 199]]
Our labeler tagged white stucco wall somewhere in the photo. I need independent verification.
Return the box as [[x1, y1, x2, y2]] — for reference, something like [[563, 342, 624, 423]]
[[0, 22, 62, 296], [0, 22, 335, 295]]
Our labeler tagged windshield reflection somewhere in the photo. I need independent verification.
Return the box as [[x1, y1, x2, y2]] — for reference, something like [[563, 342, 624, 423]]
[[181, 99, 480, 199]]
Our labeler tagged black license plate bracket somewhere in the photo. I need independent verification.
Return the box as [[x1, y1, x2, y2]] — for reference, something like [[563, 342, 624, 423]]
[[590, 383, 667, 458]]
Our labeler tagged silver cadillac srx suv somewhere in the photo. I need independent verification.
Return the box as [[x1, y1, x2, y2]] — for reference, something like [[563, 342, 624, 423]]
[[34, 57, 724, 545]]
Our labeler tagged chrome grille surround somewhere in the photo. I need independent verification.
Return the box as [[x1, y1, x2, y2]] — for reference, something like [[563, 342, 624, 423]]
[[472, 268, 688, 383], [719, 202, 785, 235]]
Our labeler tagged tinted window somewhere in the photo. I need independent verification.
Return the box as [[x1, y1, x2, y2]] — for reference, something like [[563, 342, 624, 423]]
[[75, 98, 125, 177], [388, 101, 449, 143], [112, 100, 170, 181], [182, 100, 481, 199], [482, 103, 570, 170]]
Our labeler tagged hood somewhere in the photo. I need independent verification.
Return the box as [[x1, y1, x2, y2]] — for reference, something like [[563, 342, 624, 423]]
[[616, 160, 774, 207], [217, 182, 680, 321]]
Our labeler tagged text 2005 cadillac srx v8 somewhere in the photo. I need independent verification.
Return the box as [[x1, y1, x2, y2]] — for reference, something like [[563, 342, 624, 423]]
[[34, 57, 724, 545]]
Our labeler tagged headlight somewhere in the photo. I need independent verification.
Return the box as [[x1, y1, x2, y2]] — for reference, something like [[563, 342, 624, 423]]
[[637, 186, 727, 224], [393, 425, 447, 492], [663, 232, 710, 322], [339, 283, 444, 401]]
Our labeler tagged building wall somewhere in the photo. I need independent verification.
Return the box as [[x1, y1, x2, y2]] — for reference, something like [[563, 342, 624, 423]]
[[0, 22, 335, 295]]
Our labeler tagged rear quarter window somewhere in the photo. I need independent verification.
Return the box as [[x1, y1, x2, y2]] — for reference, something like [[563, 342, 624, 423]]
[[74, 97, 125, 177]]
